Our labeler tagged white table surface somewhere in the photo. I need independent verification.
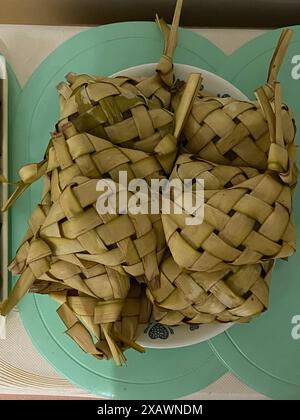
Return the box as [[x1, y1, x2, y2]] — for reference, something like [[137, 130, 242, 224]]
[[0, 24, 269, 400]]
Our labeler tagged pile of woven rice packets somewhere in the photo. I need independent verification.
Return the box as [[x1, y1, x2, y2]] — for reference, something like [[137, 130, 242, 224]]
[[0, 0, 297, 366]]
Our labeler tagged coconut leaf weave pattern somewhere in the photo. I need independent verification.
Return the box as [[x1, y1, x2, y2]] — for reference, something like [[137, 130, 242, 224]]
[[179, 94, 295, 171], [162, 154, 296, 273], [147, 255, 274, 325], [175, 30, 297, 180]]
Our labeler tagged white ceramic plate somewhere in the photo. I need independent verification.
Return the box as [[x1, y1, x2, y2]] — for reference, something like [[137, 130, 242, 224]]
[[112, 63, 248, 349]]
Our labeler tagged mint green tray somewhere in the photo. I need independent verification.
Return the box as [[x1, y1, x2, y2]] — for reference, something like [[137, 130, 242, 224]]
[[209, 27, 300, 400], [10, 21, 300, 400], [9, 22, 227, 399]]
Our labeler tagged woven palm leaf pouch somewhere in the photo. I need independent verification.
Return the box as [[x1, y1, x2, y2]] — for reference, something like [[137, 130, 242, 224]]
[[1, 71, 199, 365], [55, 0, 185, 176], [152, 29, 297, 326], [175, 29, 297, 177], [0, 0, 201, 364], [0, 0, 298, 366]]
